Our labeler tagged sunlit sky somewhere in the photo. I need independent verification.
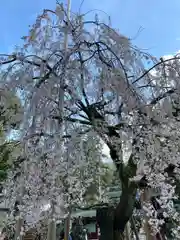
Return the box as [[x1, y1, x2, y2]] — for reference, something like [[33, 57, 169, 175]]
[[1, 0, 180, 57]]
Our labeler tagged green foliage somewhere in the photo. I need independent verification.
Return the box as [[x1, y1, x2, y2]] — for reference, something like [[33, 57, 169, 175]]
[[0, 142, 17, 182], [0, 90, 23, 132], [0, 90, 23, 182]]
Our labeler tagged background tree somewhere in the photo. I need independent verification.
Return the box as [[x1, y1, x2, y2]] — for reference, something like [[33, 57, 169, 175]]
[[0, 89, 23, 235], [0, 89, 23, 183]]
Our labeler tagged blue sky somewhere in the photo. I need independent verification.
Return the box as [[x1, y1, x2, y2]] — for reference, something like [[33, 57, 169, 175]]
[[0, 0, 180, 57]]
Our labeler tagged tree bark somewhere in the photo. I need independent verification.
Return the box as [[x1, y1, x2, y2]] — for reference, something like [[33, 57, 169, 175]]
[[114, 231, 125, 240], [84, 106, 137, 239], [96, 148, 137, 240], [96, 207, 114, 240], [96, 185, 136, 240]]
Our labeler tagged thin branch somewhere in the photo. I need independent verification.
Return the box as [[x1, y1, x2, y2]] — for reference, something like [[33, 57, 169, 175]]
[[50, 115, 92, 125], [150, 88, 176, 105], [77, 51, 89, 106], [104, 111, 118, 115], [82, 50, 98, 63], [35, 71, 52, 88], [0, 55, 16, 65], [22, 128, 91, 142], [72, 202, 109, 210], [78, 114, 89, 120], [132, 56, 180, 85], [84, 40, 129, 82], [0, 54, 53, 72], [22, 54, 52, 70]]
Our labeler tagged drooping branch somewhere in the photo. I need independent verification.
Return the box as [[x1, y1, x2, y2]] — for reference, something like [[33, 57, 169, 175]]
[[0, 54, 52, 71], [50, 115, 92, 125], [132, 56, 180, 85], [150, 88, 176, 105], [77, 50, 90, 106]]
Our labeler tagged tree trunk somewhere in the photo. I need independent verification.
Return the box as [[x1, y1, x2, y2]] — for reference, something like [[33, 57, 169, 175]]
[[114, 231, 125, 240], [87, 108, 138, 239], [96, 207, 114, 240], [113, 182, 137, 236], [96, 186, 136, 240]]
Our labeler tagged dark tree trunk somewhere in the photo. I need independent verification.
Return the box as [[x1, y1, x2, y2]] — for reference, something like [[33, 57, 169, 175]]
[[96, 207, 114, 240], [83, 105, 137, 239], [113, 184, 136, 232], [96, 148, 137, 240], [96, 184, 136, 240]]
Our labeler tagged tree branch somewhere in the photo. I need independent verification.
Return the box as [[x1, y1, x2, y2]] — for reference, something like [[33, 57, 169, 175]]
[[132, 56, 180, 85], [50, 115, 91, 125], [150, 88, 176, 105], [77, 51, 89, 106], [72, 202, 109, 211]]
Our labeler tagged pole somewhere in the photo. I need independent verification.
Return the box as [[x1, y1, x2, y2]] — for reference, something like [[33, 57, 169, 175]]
[[47, 219, 56, 240], [141, 189, 155, 240], [59, 0, 71, 136], [14, 217, 23, 240], [64, 212, 71, 240], [125, 222, 131, 240], [63, 2, 71, 240], [63, 0, 71, 51]]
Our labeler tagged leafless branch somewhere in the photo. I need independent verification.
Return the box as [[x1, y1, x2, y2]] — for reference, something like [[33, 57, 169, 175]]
[[77, 51, 89, 106], [132, 56, 180, 85], [50, 115, 92, 125], [150, 88, 176, 105]]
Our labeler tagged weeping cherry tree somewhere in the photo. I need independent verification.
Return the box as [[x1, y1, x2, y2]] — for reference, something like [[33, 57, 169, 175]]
[[1, 3, 180, 240]]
